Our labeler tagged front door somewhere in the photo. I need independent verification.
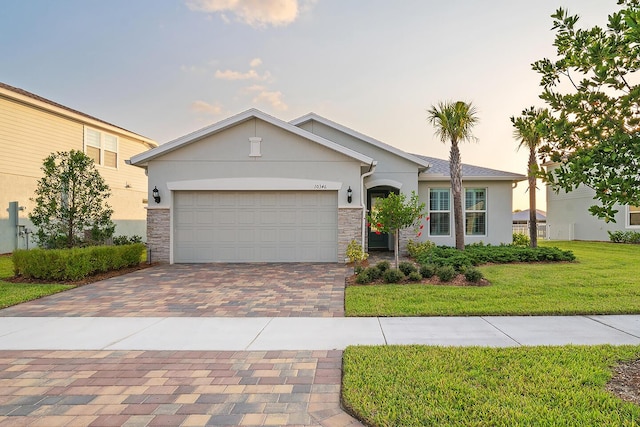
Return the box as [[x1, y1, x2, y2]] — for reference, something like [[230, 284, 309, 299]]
[[368, 190, 390, 250]]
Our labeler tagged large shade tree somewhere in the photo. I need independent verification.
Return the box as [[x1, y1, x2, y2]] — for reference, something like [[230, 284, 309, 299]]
[[533, 0, 640, 222], [511, 107, 551, 248], [30, 150, 115, 248], [427, 101, 479, 250]]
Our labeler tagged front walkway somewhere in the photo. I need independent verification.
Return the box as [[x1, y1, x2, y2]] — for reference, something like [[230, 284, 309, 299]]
[[0, 263, 348, 318]]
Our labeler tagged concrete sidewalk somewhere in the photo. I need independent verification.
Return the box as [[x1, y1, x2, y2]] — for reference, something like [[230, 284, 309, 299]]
[[2, 315, 640, 351]]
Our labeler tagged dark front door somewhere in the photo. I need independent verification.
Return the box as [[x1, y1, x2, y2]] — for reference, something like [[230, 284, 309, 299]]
[[368, 190, 390, 250]]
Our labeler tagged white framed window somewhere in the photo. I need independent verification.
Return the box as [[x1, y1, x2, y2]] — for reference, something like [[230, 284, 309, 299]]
[[628, 205, 640, 228], [465, 188, 487, 236], [84, 127, 118, 168], [429, 188, 450, 236]]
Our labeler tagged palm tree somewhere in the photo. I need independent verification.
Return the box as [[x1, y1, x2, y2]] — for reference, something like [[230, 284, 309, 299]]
[[427, 101, 479, 251], [510, 107, 550, 248]]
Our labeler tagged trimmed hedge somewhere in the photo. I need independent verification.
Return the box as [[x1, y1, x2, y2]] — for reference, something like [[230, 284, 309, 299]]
[[13, 243, 145, 281], [415, 244, 575, 270]]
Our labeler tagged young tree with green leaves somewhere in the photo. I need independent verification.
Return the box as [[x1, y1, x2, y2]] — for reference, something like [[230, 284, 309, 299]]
[[30, 150, 115, 248], [533, 0, 640, 222], [427, 101, 479, 250], [367, 191, 425, 269], [511, 107, 551, 248]]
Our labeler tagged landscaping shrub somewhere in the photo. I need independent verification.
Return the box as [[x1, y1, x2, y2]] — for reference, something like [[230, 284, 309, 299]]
[[355, 271, 372, 284], [406, 239, 436, 259], [608, 230, 640, 244], [383, 268, 405, 283], [375, 260, 391, 272], [464, 267, 484, 283], [113, 235, 143, 246], [354, 265, 365, 275], [512, 233, 530, 246], [364, 266, 382, 280], [12, 243, 145, 281], [419, 264, 437, 278], [398, 261, 418, 276], [436, 265, 457, 282], [413, 244, 575, 267], [407, 271, 423, 282]]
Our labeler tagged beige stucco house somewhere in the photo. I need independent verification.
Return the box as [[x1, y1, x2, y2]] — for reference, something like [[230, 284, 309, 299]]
[[0, 82, 157, 253], [130, 109, 525, 263]]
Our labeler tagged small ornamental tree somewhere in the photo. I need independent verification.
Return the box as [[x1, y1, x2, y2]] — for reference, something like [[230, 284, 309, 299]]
[[367, 191, 426, 268], [30, 150, 115, 248]]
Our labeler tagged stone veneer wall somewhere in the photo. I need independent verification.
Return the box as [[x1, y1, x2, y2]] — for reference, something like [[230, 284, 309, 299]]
[[338, 207, 363, 263], [147, 208, 170, 263], [398, 227, 414, 256]]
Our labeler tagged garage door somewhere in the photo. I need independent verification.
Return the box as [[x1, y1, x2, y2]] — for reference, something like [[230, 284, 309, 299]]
[[174, 191, 338, 262]]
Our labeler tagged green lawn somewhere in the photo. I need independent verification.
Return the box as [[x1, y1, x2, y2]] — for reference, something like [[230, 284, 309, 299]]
[[0, 255, 73, 309], [342, 345, 640, 427], [346, 241, 640, 316]]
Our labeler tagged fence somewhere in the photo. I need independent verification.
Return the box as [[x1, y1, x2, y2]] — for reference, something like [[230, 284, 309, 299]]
[[512, 223, 547, 239]]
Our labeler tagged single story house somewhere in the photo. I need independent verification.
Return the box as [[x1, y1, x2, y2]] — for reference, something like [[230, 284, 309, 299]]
[[0, 82, 157, 253], [512, 209, 547, 238], [545, 162, 639, 240], [129, 109, 526, 263]]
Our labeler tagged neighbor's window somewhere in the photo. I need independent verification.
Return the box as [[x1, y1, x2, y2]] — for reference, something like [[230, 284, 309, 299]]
[[429, 188, 450, 236], [84, 127, 118, 168], [465, 188, 486, 236], [629, 206, 640, 227]]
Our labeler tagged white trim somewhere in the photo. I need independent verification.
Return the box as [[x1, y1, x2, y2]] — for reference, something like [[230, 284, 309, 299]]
[[167, 177, 343, 191], [627, 205, 640, 228], [129, 109, 374, 166], [290, 113, 430, 168], [83, 126, 119, 169], [365, 178, 403, 190], [428, 187, 451, 237], [464, 187, 488, 237]]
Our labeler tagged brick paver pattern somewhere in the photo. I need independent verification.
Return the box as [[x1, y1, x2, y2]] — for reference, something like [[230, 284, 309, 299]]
[[0, 349, 363, 427], [0, 263, 347, 318]]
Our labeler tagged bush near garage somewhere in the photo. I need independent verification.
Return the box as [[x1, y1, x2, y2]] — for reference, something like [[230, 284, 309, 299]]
[[13, 243, 145, 281]]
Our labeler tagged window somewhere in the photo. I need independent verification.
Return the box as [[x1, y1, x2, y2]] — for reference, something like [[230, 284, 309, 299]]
[[429, 188, 450, 236], [629, 206, 640, 227], [84, 127, 118, 168], [465, 188, 486, 236]]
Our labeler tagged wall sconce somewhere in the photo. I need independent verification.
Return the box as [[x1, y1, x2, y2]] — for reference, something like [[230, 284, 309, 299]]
[[347, 186, 353, 204], [152, 186, 161, 204]]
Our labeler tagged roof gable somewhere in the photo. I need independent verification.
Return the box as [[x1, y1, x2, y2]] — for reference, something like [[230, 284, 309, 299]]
[[130, 109, 374, 166], [415, 155, 526, 181], [290, 113, 430, 168]]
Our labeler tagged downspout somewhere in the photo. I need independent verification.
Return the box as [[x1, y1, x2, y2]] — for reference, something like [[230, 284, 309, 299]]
[[360, 161, 377, 249]]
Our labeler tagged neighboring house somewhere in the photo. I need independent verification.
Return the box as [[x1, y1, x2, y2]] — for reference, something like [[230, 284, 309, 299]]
[[0, 82, 157, 253], [545, 162, 639, 241], [129, 109, 526, 263], [512, 209, 547, 238]]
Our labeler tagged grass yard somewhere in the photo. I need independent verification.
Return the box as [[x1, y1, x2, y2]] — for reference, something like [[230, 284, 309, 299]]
[[346, 241, 640, 316], [343, 345, 640, 427], [0, 255, 73, 309]]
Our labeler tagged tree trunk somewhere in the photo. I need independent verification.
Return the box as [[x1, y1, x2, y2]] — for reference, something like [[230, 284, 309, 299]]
[[528, 148, 538, 248], [394, 229, 400, 269], [450, 141, 465, 251]]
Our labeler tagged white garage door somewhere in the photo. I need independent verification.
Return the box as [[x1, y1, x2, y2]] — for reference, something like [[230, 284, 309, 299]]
[[174, 191, 338, 262]]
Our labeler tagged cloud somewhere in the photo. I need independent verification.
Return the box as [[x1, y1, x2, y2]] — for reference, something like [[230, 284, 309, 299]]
[[245, 85, 288, 111], [190, 100, 223, 115], [249, 58, 262, 68], [185, 0, 308, 28], [214, 68, 271, 81]]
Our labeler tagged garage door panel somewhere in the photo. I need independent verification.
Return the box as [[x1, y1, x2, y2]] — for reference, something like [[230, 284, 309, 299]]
[[174, 191, 338, 262]]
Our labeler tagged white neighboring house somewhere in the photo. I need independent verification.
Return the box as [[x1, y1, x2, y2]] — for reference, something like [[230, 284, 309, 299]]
[[545, 162, 640, 240], [129, 109, 526, 263]]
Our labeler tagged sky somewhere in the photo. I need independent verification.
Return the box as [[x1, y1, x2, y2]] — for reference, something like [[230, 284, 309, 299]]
[[1, 0, 620, 210]]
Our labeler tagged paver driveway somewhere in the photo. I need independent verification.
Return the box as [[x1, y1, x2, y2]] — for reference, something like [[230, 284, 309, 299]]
[[0, 263, 348, 318]]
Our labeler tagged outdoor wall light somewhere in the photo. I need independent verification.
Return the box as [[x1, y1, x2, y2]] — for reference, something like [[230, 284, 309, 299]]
[[347, 186, 353, 204], [152, 186, 161, 204]]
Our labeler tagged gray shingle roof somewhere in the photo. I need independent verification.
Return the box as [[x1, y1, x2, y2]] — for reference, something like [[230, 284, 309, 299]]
[[414, 155, 526, 180]]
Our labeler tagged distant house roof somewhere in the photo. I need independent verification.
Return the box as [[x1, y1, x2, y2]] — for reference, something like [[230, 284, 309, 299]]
[[0, 81, 156, 148], [290, 113, 430, 168], [413, 155, 527, 181], [513, 209, 547, 222]]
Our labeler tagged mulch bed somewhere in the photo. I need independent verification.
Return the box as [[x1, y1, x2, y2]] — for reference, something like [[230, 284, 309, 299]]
[[5, 263, 156, 286], [607, 360, 640, 406], [346, 273, 491, 287]]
